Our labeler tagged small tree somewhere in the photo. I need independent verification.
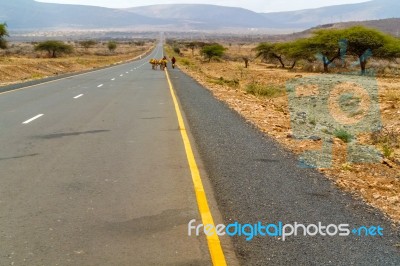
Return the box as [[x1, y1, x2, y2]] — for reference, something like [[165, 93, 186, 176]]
[[274, 41, 306, 69], [35, 40, 73, 58], [107, 41, 117, 53], [254, 42, 286, 68], [80, 40, 96, 50], [243, 57, 250, 68], [302, 29, 344, 72], [0, 22, 9, 49], [185, 42, 197, 56], [201, 44, 226, 62]]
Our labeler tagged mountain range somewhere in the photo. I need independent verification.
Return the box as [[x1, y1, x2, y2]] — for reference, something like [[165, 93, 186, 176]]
[[0, 0, 399, 32]]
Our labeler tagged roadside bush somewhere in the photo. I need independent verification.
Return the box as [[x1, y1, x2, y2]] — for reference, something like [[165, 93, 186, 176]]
[[246, 83, 285, 98], [334, 128, 353, 143], [386, 89, 400, 103], [107, 41, 117, 53], [371, 127, 399, 159], [179, 58, 192, 66], [80, 40, 97, 50], [209, 77, 239, 88]]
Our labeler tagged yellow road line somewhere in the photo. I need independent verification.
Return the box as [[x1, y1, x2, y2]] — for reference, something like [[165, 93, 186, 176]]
[[165, 69, 227, 266]]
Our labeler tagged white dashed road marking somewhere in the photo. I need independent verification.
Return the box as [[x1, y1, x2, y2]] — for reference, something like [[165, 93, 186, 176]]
[[23, 114, 44, 124]]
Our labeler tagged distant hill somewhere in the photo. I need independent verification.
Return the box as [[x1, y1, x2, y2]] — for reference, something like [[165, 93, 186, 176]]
[[0, 0, 170, 30], [264, 18, 400, 44], [262, 0, 400, 29], [0, 0, 399, 32], [124, 4, 273, 29], [309, 18, 400, 36]]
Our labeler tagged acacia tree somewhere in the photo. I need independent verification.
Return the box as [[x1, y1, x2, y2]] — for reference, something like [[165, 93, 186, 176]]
[[200, 44, 226, 62], [35, 40, 73, 58], [303, 29, 344, 72], [289, 26, 400, 74], [254, 41, 304, 69], [254, 42, 286, 68], [274, 41, 310, 69], [342, 26, 400, 74], [0, 23, 9, 49]]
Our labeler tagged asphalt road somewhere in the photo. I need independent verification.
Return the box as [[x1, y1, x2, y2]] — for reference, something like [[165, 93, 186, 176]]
[[0, 44, 226, 265], [169, 66, 400, 265]]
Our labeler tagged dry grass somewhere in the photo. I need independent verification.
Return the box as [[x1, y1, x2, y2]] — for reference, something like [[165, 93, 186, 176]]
[[166, 43, 400, 224], [0, 42, 154, 86]]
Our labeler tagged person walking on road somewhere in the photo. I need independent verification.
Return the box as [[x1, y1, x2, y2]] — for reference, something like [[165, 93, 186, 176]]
[[171, 56, 176, 69]]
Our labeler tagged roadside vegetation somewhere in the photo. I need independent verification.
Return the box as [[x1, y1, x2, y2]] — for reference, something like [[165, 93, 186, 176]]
[[0, 37, 155, 86], [333, 128, 353, 143], [34, 40, 74, 58], [107, 41, 117, 53], [245, 82, 285, 98], [254, 26, 400, 74], [165, 25, 400, 223], [0, 23, 8, 49], [200, 43, 227, 62]]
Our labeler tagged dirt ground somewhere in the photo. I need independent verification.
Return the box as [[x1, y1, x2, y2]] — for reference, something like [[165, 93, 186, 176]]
[[0, 42, 154, 87], [166, 44, 400, 224]]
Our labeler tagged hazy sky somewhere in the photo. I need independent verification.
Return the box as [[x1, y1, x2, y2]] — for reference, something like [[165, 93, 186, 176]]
[[36, 0, 370, 13]]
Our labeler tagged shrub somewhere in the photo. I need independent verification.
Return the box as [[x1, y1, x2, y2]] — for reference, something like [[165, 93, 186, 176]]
[[371, 127, 399, 158], [386, 89, 400, 103], [382, 144, 394, 158], [209, 77, 239, 88], [334, 128, 353, 143], [107, 41, 117, 53], [246, 83, 285, 98], [180, 58, 191, 66], [80, 40, 97, 49]]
